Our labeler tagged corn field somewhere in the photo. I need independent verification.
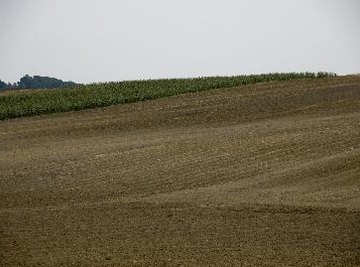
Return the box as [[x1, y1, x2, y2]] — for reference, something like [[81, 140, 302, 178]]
[[0, 72, 336, 120]]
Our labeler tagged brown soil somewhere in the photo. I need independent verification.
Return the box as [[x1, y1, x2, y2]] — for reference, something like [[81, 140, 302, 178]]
[[1, 76, 360, 266]]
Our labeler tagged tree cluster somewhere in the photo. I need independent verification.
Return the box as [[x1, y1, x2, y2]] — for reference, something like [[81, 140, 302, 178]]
[[0, 75, 79, 90]]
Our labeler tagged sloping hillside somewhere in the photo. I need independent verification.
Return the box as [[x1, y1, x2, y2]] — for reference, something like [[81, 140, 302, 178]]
[[0, 76, 359, 266]]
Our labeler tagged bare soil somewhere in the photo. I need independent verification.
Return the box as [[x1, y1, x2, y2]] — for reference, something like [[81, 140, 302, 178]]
[[1, 76, 360, 266]]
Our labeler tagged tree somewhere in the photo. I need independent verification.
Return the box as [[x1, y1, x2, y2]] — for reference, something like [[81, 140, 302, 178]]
[[17, 75, 78, 89], [18, 74, 33, 88], [0, 79, 7, 90]]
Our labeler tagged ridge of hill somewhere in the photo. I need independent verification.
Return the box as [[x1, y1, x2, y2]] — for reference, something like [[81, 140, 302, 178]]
[[0, 72, 335, 120]]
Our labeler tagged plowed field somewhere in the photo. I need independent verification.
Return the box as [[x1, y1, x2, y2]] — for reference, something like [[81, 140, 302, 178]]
[[1, 76, 360, 266]]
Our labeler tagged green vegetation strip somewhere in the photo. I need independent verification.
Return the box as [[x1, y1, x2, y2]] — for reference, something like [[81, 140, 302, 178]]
[[0, 72, 335, 120]]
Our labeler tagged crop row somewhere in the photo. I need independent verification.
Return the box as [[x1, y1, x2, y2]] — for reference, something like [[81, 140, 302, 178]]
[[0, 72, 336, 120]]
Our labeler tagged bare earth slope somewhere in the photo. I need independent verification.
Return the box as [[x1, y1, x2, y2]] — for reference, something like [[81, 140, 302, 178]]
[[1, 76, 360, 266]]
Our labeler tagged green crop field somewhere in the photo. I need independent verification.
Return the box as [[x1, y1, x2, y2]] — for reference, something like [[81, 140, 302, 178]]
[[0, 72, 335, 120]]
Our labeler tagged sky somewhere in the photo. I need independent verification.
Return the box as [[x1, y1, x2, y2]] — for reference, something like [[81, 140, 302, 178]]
[[0, 0, 359, 84]]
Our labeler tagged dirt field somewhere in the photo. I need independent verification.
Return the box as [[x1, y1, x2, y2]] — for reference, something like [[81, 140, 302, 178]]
[[1, 76, 360, 266]]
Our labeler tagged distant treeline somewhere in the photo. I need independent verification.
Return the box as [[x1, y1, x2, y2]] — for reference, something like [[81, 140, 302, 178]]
[[0, 75, 79, 90]]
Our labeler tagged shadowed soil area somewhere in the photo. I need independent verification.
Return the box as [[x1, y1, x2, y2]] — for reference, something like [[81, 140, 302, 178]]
[[1, 76, 360, 266]]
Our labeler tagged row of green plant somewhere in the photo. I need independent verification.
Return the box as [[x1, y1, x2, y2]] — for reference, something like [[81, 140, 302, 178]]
[[0, 72, 336, 120]]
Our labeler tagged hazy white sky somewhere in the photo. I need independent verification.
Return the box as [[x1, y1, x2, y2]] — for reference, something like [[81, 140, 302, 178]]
[[0, 0, 359, 83]]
